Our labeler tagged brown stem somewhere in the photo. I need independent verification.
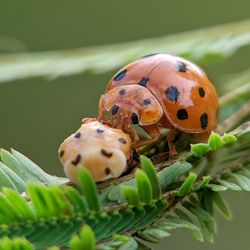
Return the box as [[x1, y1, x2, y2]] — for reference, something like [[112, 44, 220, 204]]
[[216, 100, 250, 133]]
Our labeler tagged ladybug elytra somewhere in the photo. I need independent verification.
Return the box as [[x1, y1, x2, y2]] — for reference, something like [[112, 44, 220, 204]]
[[59, 119, 132, 183]]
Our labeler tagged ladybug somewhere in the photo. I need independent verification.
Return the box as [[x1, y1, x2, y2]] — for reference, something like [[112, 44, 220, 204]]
[[98, 54, 218, 156], [59, 119, 132, 183]]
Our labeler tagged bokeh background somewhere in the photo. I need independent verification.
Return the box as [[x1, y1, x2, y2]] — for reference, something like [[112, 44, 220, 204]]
[[0, 1, 250, 249]]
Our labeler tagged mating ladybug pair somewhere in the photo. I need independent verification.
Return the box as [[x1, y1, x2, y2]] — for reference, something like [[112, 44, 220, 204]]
[[59, 54, 218, 183]]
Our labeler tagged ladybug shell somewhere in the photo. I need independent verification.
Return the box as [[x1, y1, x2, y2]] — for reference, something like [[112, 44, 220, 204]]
[[59, 121, 132, 183], [101, 84, 163, 126], [107, 54, 218, 133]]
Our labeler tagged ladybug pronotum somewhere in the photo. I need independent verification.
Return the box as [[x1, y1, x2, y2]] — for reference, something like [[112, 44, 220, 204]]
[[98, 54, 218, 156], [59, 119, 132, 183]]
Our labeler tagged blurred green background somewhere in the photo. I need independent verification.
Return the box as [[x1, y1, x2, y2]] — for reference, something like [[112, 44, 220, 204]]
[[0, 1, 250, 249]]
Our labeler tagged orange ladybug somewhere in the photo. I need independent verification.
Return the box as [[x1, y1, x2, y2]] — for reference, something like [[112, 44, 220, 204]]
[[98, 54, 218, 156]]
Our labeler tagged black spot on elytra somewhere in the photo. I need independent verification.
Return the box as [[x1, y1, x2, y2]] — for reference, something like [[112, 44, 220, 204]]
[[119, 138, 127, 144], [176, 61, 187, 72], [105, 167, 112, 175], [165, 86, 180, 102], [71, 154, 81, 166], [177, 109, 188, 120], [59, 150, 65, 158], [142, 53, 158, 58], [138, 77, 149, 87], [119, 89, 126, 95], [96, 128, 105, 134], [143, 98, 151, 105], [101, 149, 113, 158], [199, 87, 205, 97], [131, 112, 139, 124], [200, 113, 208, 129], [111, 105, 119, 116], [114, 69, 126, 81], [74, 132, 81, 139]]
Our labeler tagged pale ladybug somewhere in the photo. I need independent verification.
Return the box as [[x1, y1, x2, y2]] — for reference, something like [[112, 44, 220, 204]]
[[59, 119, 132, 183], [98, 54, 218, 156]]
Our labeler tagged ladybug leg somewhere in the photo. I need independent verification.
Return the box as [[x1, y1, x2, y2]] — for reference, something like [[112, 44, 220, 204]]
[[167, 128, 179, 158], [132, 125, 160, 149], [127, 127, 140, 143]]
